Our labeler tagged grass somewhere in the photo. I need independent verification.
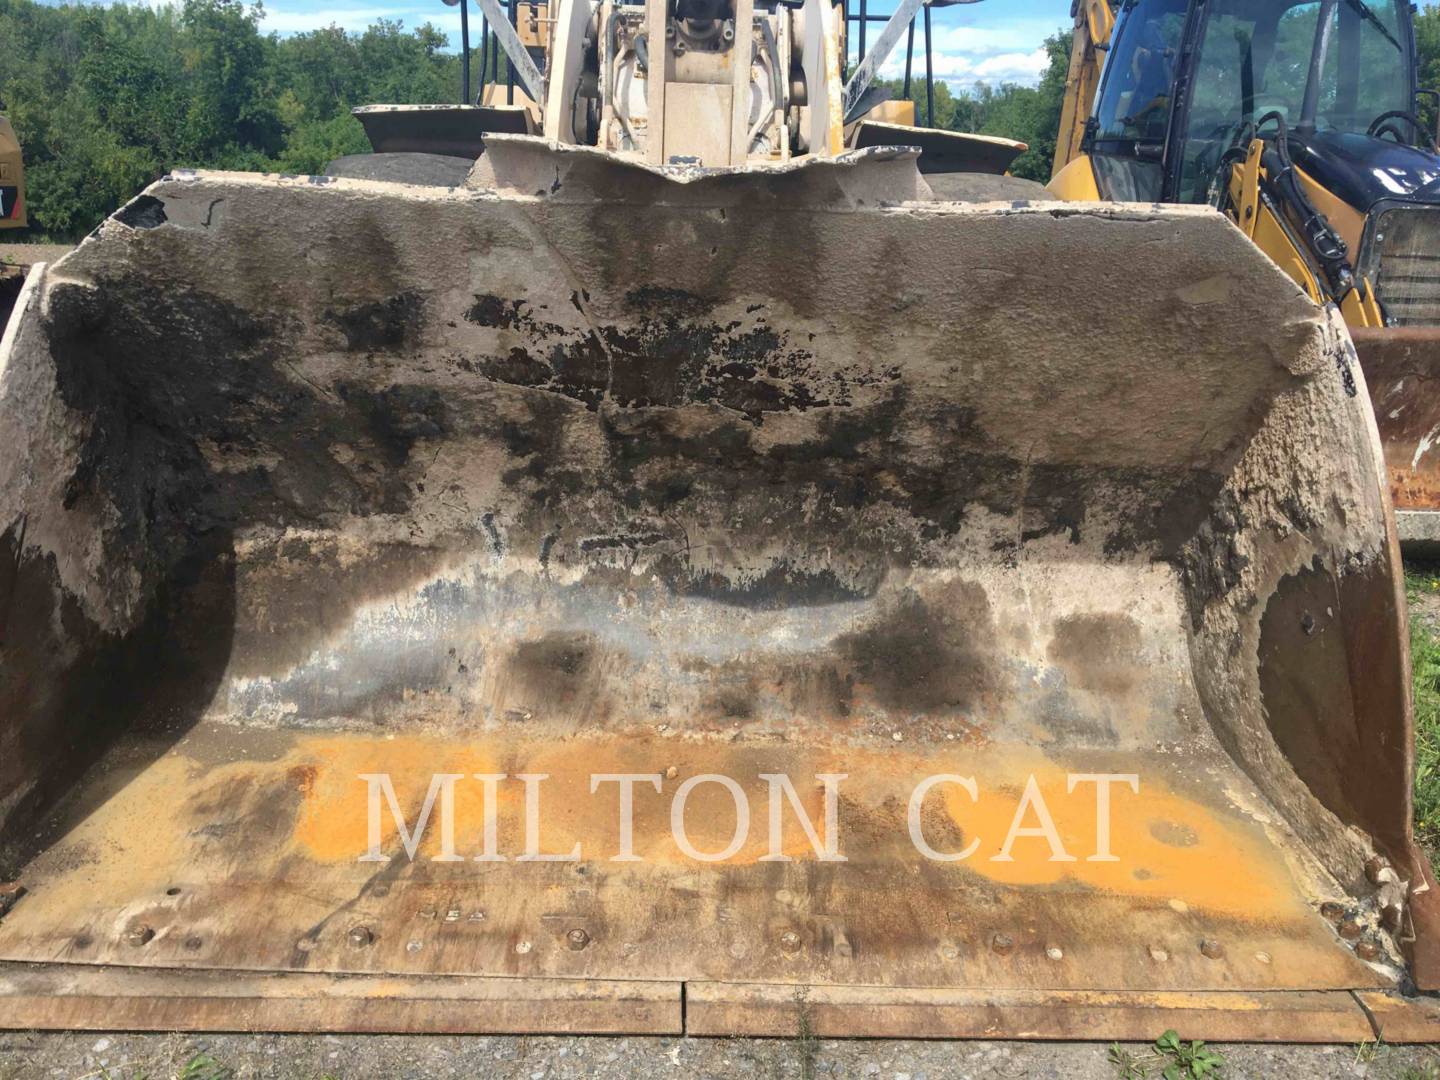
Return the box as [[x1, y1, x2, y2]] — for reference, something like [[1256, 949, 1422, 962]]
[[1106, 1033, 1226, 1079], [1355, 1036, 1386, 1066], [1108, 1042, 1152, 1078], [176, 1054, 231, 1080], [1406, 565, 1440, 861], [791, 986, 818, 1080]]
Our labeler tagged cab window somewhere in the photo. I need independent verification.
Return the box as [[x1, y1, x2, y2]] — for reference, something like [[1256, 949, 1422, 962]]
[[1175, 0, 1411, 201], [1095, 0, 1190, 145]]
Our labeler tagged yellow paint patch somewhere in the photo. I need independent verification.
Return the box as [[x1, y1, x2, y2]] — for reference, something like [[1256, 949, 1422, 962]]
[[933, 755, 1293, 918], [290, 735, 504, 863], [277, 735, 1302, 915]]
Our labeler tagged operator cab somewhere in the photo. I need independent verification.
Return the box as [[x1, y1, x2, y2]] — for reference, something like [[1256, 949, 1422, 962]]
[[1088, 0, 1421, 203]]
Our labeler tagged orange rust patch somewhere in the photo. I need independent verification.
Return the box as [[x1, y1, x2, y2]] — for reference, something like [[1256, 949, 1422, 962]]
[[287, 764, 317, 797], [1389, 465, 1440, 512]]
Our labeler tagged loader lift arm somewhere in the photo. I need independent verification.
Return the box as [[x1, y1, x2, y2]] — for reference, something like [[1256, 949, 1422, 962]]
[[1054, 0, 1115, 176]]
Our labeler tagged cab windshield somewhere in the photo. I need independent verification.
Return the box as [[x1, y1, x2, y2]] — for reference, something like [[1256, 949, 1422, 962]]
[[1176, 0, 1412, 199], [1094, 0, 1189, 148], [1089, 0, 1189, 200]]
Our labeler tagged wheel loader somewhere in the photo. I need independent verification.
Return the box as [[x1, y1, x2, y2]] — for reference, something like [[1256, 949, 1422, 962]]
[[0, 0, 1437, 1042], [1048, 0, 1440, 557], [0, 107, 29, 333], [0, 110, 22, 233]]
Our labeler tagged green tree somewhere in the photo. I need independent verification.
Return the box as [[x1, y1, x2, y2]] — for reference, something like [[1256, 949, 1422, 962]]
[[876, 29, 1072, 181], [0, 0, 479, 240], [1418, 4, 1440, 132], [276, 25, 367, 123], [273, 112, 371, 174], [178, 0, 283, 160], [977, 30, 1072, 181]]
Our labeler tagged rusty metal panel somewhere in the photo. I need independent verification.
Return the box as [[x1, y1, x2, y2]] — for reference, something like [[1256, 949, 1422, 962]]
[[686, 983, 1376, 1041], [1354, 989, 1440, 1043], [0, 964, 682, 1034], [1352, 326, 1440, 515]]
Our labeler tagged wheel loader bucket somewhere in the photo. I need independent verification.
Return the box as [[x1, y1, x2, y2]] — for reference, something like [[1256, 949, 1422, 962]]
[[1352, 326, 1440, 553], [0, 141, 1436, 1040]]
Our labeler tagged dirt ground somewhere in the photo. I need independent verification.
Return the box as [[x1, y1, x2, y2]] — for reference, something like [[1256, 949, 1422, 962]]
[[1, 1029, 1438, 1080]]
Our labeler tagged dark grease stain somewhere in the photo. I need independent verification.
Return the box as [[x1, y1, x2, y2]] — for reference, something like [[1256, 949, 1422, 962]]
[[706, 684, 758, 720], [508, 632, 598, 703], [1178, 490, 1250, 631], [339, 383, 448, 477], [836, 582, 999, 714], [326, 292, 425, 351], [466, 286, 893, 421], [467, 294, 546, 331], [114, 195, 168, 230], [1047, 613, 1143, 694], [624, 286, 712, 317], [670, 561, 881, 611]]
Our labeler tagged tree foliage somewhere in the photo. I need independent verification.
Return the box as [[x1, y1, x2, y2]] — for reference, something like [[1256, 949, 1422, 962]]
[[1419, 3, 1440, 131], [877, 30, 1072, 181], [0, 0, 474, 238]]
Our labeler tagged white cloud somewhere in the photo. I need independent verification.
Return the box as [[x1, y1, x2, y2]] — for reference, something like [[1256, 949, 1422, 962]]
[[875, 22, 1055, 90], [972, 47, 1050, 80], [259, 6, 396, 32], [927, 19, 1063, 56]]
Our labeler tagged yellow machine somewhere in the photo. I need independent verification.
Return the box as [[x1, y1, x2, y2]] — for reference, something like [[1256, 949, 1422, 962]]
[[0, 112, 25, 231], [1050, 0, 1440, 541], [0, 0, 1436, 1042]]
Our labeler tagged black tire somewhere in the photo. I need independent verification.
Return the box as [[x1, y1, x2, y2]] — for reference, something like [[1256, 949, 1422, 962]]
[[323, 152, 477, 187]]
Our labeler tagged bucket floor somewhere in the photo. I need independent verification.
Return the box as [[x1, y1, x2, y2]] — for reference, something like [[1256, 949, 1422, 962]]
[[0, 717, 1386, 999]]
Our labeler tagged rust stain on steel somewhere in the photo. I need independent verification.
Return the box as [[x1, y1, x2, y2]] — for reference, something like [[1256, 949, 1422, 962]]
[[684, 983, 1378, 1042], [0, 964, 684, 1035], [1353, 326, 1440, 511], [0, 723, 1386, 994], [1354, 988, 1440, 1043]]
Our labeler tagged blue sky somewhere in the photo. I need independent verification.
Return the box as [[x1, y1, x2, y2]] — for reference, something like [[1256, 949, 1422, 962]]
[[250, 0, 1072, 89]]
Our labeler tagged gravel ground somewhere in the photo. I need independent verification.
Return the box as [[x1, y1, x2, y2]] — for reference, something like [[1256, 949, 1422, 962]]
[[0, 1030, 1438, 1079]]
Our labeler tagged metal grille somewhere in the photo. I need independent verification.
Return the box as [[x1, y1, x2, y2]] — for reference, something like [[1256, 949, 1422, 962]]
[[1370, 205, 1440, 327]]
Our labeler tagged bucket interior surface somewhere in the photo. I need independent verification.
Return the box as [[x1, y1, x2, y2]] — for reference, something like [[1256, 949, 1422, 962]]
[[0, 166, 1416, 1020]]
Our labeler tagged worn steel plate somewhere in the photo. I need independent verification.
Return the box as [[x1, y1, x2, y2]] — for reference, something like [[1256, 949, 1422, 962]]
[[0, 963, 683, 1034], [1354, 326, 1440, 516], [0, 719, 1385, 994]]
